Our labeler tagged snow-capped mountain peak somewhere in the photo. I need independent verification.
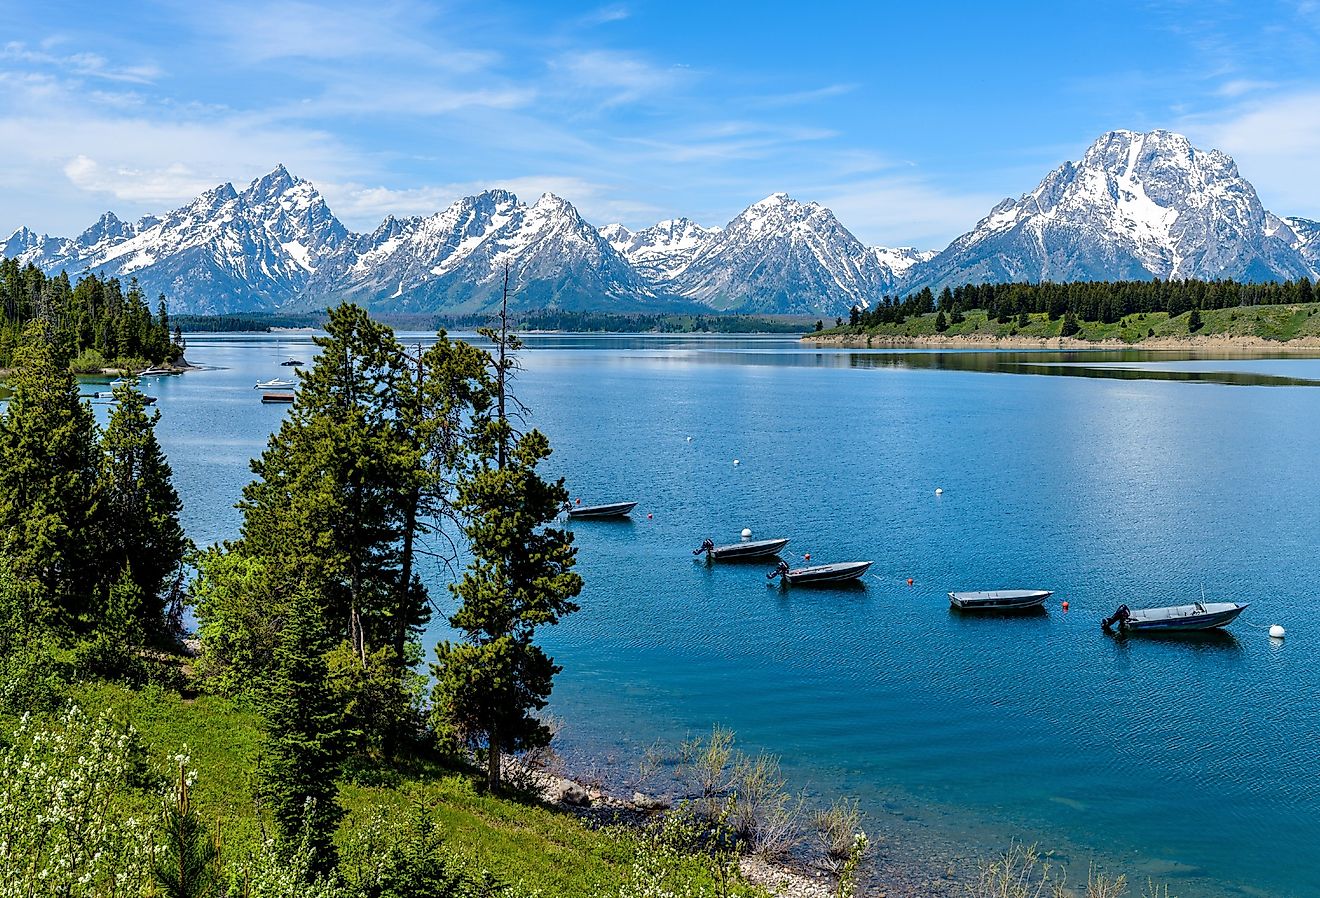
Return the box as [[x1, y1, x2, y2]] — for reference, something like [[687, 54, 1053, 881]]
[[904, 128, 1314, 292]]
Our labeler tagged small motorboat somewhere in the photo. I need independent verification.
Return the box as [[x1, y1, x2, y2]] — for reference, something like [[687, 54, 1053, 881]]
[[769, 559, 872, 586], [1102, 601, 1248, 633], [138, 366, 176, 377], [566, 501, 637, 519], [255, 378, 297, 390], [695, 537, 790, 561], [949, 589, 1053, 611], [281, 359, 305, 367], [261, 392, 296, 404]]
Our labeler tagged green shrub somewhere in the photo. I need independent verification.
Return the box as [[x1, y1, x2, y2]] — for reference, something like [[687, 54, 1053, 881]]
[[69, 347, 109, 374]]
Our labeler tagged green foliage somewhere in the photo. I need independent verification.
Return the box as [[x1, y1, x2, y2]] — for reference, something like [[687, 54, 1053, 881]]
[[1060, 311, 1080, 337], [153, 764, 222, 898], [327, 642, 427, 759], [69, 346, 109, 373], [0, 260, 178, 368], [0, 326, 103, 630], [192, 549, 281, 699], [101, 377, 189, 635], [934, 310, 948, 332], [433, 301, 582, 791], [1188, 308, 1203, 332], [0, 704, 153, 897], [257, 589, 345, 876]]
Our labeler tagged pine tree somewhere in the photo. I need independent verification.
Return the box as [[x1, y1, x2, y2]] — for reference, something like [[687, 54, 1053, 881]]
[[101, 378, 187, 638], [432, 276, 582, 792], [934, 310, 948, 332], [237, 304, 418, 661], [1061, 311, 1080, 337], [1188, 308, 1203, 332], [152, 765, 220, 898], [0, 324, 102, 631], [258, 588, 343, 876]]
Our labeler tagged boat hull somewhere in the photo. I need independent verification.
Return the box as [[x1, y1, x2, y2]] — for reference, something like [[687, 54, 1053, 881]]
[[1121, 602, 1248, 632], [567, 501, 637, 519], [710, 538, 790, 560], [949, 589, 1053, 611], [784, 561, 873, 585]]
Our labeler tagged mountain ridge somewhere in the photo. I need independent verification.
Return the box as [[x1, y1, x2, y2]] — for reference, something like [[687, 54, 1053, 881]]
[[6, 129, 1318, 316]]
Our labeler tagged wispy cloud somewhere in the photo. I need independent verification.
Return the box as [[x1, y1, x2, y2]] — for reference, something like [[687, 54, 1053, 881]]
[[2, 41, 161, 82]]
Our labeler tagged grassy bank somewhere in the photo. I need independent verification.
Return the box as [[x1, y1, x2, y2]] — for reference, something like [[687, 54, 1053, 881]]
[[54, 681, 669, 896], [816, 303, 1320, 344]]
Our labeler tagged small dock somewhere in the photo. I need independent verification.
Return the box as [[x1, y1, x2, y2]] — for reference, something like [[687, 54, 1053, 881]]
[[261, 392, 295, 404]]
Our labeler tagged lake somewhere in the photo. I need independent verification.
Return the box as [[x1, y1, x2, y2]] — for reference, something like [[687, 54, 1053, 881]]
[[132, 334, 1320, 897]]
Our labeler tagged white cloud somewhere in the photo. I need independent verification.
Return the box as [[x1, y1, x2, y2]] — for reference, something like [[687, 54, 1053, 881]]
[[62, 156, 221, 205], [1182, 90, 1320, 215], [2, 41, 162, 83], [548, 50, 693, 107], [811, 177, 1003, 250]]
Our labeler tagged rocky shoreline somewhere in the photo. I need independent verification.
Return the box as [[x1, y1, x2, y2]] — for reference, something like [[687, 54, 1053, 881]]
[[803, 332, 1320, 352], [509, 755, 975, 898]]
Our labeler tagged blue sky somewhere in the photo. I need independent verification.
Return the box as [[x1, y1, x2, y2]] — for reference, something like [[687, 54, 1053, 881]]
[[2, 0, 1319, 248]]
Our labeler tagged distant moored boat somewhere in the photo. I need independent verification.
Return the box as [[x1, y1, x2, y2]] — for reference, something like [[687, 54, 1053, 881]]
[[949, 589, 1053, 611], [255, 378, 297, 390], [281, 358, 305, 367], [769, 559, 872, 586], [1102, 601, 1248, 633], [695, 537, 790, 561], [566, 501, 638, 519]]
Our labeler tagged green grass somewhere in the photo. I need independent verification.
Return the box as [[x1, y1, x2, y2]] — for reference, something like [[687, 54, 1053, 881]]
[[61, 681, 655, 896], [822, 303, 1320, 343]]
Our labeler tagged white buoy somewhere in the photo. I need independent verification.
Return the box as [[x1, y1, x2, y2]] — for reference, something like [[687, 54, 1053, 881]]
[[733, 459, 740, 466], [1269, 624, 1286, 639], [741, 528, 752, 538], [935, 487, 943, 495], [686, 436, 692, 442]]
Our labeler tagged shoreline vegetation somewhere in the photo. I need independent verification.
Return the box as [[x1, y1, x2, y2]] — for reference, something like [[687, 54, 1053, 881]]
[[805, 277, 1320, 350]]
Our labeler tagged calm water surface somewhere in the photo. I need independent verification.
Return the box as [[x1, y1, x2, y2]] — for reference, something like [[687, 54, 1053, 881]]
[[134, 335, 1320, 897]]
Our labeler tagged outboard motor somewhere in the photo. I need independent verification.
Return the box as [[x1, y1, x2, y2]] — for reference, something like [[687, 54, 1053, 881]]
[[1101, 604, 1131, 632], [693, 538, 715, 559], [766, 559, 790, 581]]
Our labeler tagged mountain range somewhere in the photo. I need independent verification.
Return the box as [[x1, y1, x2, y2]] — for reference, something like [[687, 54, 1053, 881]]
[[4, 129, 1318, 316]]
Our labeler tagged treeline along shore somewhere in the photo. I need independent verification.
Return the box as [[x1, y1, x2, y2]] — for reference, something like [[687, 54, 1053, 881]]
[[810, 277, 1320, 348]]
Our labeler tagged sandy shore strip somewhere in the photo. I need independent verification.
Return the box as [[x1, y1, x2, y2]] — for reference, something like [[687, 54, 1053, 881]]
[[804, 332, 1320, 352]]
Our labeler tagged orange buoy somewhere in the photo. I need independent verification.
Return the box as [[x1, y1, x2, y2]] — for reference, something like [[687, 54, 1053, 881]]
[[804, 553, 811, 561], [907, 578, 914, 586], [1062, 601, 1069, 611], [575, 498, 581, 504]]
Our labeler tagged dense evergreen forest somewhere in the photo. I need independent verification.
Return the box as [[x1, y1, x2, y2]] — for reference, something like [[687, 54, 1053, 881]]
[[850, 277, 1319, 329], [0, 258, 181, 369]]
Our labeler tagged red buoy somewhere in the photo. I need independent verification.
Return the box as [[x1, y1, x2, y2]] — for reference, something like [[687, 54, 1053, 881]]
[[804, 553, 811, 561], [647, 513, 653, 519], [1061, 601, 1069, 611], [907, 578, 914, 586], [575, 498, 581, 504]]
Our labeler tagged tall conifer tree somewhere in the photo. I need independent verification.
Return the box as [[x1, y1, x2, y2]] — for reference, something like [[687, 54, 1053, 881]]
[[0, 324, 102, 631], [432, 274, 582, 792]]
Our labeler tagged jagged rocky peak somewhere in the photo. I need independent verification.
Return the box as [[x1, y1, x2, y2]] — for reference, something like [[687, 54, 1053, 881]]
[[902, 128, 1315, 292]]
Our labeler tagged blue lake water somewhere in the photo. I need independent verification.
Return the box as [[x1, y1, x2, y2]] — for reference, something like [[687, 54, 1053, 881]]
[[127, 334, 1320, 897]]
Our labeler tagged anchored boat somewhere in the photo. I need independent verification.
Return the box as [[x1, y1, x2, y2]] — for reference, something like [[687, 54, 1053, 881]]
[[281, 358, 305, 367], [768, 559, 872, 586], [255, 378, 297, 390], [566, 501, 638, 519], [695, 537, 790, 561], [1102, 601, 1248, 633], [949, 589, 1053, 611]]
